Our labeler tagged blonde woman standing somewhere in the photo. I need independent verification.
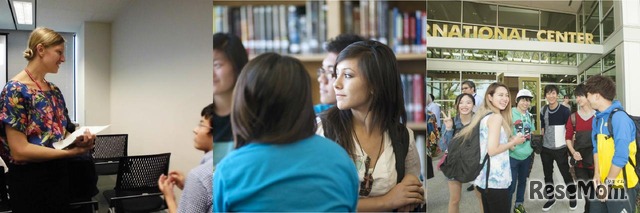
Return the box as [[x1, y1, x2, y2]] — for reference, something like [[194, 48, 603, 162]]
[[455, 82, 525, 213], [0, 27, 95, 212]]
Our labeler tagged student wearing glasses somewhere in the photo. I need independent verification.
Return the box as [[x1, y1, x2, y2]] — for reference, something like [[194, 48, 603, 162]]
[[212, 32, 248, 164], [315, 34, 364, 114], [317, 41, 424, 211], [158, 103, 215, 213], [213, 53, 358, 212]]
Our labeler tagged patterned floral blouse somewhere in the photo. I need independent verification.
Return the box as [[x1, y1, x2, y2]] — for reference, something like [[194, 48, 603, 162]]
[[0, 80, 69, 164]]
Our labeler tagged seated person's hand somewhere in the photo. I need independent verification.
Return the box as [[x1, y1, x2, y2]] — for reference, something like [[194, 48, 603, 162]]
[[158, 174, 175, 199], [383, 174, 425, 209], [168, 171, 185, 190]]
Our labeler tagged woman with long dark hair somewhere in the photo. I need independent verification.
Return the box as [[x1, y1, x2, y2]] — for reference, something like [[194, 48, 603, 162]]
[[317, 41, 424, 211], [439, 93, 475, 213], [212, 32, 248, 163]]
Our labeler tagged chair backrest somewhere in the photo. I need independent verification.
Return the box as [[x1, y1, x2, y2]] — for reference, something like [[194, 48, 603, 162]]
[[115, 153, 171, 193], [92, 134, 128, 161]]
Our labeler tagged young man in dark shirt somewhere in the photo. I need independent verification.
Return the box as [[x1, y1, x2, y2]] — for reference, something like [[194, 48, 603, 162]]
[[540, 85, 576, 211]]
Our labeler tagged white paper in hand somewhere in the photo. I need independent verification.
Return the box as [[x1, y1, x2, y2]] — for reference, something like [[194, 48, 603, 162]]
[[53, 125, 110, 149]]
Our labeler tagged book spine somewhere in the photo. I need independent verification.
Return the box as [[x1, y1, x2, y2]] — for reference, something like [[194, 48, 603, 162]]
[[413, 74, 425, 122], [280, 5, 289, 54], [343, 1, 353, 34], [265, 6, 273, 52], [392, 7, 400, 53], [246, 5, 254, 55], [369, 0, 376, 40], [288, 5, 301, 54], [272, 5, 280, 53], [360, 0, 368, 38], [403, 12, 409, 54]]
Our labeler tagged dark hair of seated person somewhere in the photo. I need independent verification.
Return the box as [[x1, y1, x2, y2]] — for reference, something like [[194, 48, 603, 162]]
[[231, 53, 315, 148]]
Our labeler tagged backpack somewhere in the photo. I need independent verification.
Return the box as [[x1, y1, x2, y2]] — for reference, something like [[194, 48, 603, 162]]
[[440, 113, 492, 182], [605, 109, 640, 182]]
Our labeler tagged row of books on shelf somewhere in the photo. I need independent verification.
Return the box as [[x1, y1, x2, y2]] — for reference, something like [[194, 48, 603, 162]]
[[213, 1, 426, 55], [401, 73, 426, 123], [343, 1, 426, 54], [213, 2, 326, 55]]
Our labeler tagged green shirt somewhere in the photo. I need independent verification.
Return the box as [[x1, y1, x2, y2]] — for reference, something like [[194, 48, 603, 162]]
[[510, 107, 536, 160]]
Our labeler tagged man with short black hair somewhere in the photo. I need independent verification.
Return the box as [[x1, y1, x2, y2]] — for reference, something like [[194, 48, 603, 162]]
[[314, 34, 365, 114], [585, 75, 638, 212], [461, 80, 482, 112], [540, 84, 576, 211], [565, 83, 596, 213]]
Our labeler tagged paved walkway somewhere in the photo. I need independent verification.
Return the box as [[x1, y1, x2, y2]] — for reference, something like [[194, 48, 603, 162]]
[[427, 153, 586, 213]]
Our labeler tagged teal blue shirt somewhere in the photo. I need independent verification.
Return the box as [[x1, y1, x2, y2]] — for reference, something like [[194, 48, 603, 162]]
[[213, 135, 358, 212], [510, 107, 536, 160]]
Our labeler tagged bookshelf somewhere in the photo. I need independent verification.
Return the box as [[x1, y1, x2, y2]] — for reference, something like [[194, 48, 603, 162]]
[[213, 0, 426, 130]]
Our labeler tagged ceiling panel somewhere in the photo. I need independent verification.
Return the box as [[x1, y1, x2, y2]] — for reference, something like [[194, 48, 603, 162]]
[[0, 0, 132, 32], [10, 0, 36, 30]]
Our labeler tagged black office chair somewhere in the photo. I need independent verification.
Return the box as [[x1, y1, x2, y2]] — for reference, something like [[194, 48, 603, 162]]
[[69, 200, 99, 213], [103, 153, 170, 213], [92, 134, 128, 175]]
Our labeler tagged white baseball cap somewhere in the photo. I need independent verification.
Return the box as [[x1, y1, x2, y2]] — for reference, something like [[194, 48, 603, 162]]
[[516, 89, 534, 99]]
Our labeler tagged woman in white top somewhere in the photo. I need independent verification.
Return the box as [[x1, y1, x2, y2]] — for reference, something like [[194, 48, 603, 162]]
[[454, 82, 525, 213], [317, 41, 423, 212]]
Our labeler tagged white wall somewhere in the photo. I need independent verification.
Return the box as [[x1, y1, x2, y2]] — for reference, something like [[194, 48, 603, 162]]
[[79, 22, 111, 127], [110, 0, 212, 185], [617, 0, 640, 115]]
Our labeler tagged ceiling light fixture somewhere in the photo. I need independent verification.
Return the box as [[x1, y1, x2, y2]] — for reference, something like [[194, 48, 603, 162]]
[[13, 1, 33, 25]]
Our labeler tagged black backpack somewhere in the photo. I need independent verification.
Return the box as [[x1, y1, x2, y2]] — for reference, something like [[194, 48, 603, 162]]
[[440, 113, 492, 182], [604, 108, 640, 182]]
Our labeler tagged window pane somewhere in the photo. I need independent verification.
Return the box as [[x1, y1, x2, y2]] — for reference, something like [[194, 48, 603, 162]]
[[602, 0, 613, 14], [498, 6, 539, 30], [464, 49, 496, 61], [585, 2, 599, 33], [540, 52, 550, 64], [603, 51, 616, 69], [463, 2, 497, 26], [586, 61, 602, 77], [591, 25, 600, 44], [441, 48, 463, 60], [540, 11, 576, 32], [567, 53, 577, 66], [427, 0, 461, 22], [462, 71, 496, 83], [427, 70, 460, 81], [603, 68, 616, 82], [427, 48, 441, 59], [427, 82, 460, 100], [602, 10, 614, 41], [541, 74, 577, 84]]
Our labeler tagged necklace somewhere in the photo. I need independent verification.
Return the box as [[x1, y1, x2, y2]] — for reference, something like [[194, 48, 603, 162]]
[[354, 131, 384, 196], [23, 69, 63, 146], [24, 69, 47, 91]]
